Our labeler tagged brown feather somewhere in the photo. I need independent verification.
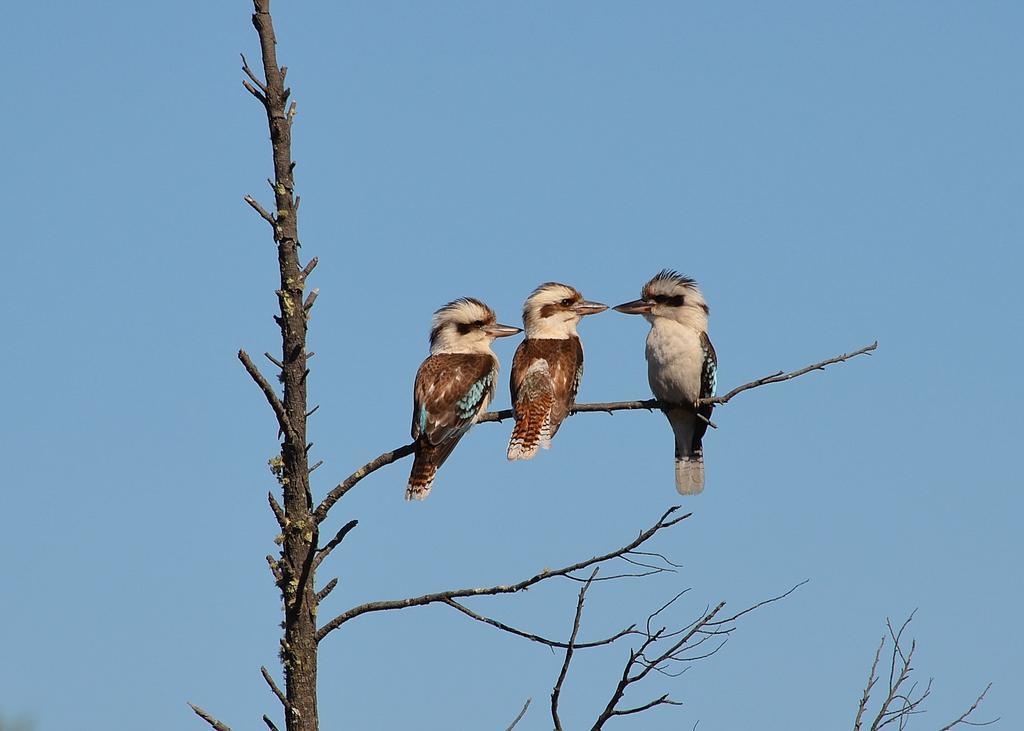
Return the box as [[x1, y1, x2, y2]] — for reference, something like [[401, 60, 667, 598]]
[[507, 337, 583, 460], [407, 352, 497, 499]]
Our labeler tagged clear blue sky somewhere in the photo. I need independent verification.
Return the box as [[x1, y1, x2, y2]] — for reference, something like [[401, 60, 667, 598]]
[[3, 2, 1021, 729]]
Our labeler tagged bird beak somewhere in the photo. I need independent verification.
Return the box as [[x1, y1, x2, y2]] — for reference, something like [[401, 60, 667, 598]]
[[483, 323, 523, 338], [573, 300, 609, 316], [613, 299, 652, 315]]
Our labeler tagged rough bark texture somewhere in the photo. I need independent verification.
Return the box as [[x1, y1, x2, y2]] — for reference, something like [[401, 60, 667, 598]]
[[250, 2, 318, 729]]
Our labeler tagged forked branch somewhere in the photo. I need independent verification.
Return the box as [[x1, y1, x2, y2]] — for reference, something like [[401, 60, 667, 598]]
[[852, 613, 997, 731], [546, 578, 805, 728]]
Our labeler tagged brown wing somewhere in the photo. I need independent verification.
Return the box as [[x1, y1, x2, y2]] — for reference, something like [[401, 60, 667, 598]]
[[408, 353, 497, 499], [507, 339, 582, 459], [412, 353, 497, 445]]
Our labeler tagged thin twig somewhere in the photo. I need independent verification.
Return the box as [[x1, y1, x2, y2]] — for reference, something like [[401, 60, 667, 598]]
[[706, 580, 809, 625], [240, 53, 269, 93], [313, 519, 358, 569], [188, 703, 232, 731], [505, 698, 532, 731], [313, 443, 415, 523], [854, 637, 885, 731], [937, 684, 996, 730], [262, 715, 281, 731], [316, 577, 338, 603], [444, 598, 635, 649], [552, 568, 598, 731], [612, 694, 682, 716], [238, 350, 297, 443], [709, 341, 876, 405], [244, 195, 276, 227], [261, 666, 289, 711]]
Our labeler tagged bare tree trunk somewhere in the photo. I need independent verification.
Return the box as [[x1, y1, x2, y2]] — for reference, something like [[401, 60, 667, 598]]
[[245, 1, 318, 728]]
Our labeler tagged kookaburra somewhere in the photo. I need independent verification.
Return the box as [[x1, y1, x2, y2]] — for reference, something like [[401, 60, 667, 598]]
[[507, 283, 607, 460], [615, 270, 717, 494], [407, 298, 521, 500]]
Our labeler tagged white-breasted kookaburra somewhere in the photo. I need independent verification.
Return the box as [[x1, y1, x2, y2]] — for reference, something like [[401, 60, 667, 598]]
[[615, 270, 717, 494], [507, 283, 607, 460], [407, 298, 522, 500]]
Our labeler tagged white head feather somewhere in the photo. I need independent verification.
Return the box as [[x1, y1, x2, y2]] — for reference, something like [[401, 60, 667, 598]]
[[429, 298, 501, 355], [641, 270, 710, 331], [521, 282, 587, 339]]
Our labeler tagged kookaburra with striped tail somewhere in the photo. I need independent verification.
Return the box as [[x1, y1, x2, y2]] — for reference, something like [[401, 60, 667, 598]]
[[615, 270, 717, 494], [407, 298, 521, 500], [507, 283, 607, 460]]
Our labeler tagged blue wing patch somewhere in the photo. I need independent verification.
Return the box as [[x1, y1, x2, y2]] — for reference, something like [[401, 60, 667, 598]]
[[456, 370, 495, 419]]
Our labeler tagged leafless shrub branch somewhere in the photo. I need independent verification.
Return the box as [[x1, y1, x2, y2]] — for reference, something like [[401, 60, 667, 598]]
[[852, 614, 997, 731]]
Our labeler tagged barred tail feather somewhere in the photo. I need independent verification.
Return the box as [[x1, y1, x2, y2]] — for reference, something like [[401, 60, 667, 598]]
[[507, 391, 554, 461], [406, 451, 437, 501], [507, 408, 552, 461]]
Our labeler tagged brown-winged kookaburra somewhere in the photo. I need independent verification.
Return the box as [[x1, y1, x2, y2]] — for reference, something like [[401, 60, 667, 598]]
[[507, 283, 607, 460], [615, 270, 717, 494], [407, 298, 521, 500]]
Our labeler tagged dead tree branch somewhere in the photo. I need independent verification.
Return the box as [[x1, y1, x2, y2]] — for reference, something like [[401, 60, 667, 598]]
[[852, 613, 997, 731], [312, 519, 358, 569], [315, 341, 877, 512], [552, 569, 599, 730], [442, 598, 636, 650], [542, 579, 803, 729], [316, 507, 690, 642], [188, 703, 232, 731], [261, 665, 289, 711], [505, 698, 532, 731]]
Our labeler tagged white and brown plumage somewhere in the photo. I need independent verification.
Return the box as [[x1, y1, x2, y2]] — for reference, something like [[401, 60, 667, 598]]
[[507, 283, 607, 460], [615, 270, 717, 494], [407, 298, 521, 500]]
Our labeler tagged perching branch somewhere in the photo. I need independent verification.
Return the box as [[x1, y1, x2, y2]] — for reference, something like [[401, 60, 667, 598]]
[[315, 341, 877, 515], [852, 613, 997, 731], [316, 506, 690, 642]]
